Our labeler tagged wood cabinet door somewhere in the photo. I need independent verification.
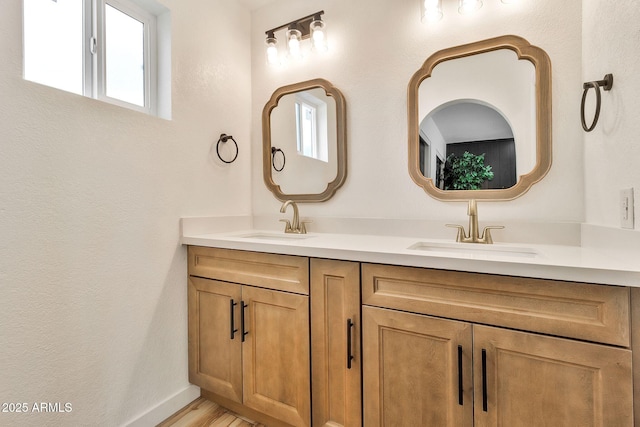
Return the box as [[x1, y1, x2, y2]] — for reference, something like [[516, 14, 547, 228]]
[[188, 277, 243, 403], [241, 286, 311, 427], [311, 259, 362, 427], [474, 325, 633, 427], [363, 306, 473, 427]]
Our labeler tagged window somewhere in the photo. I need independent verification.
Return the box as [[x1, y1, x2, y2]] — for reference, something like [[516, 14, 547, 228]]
[[23, 0, 170, 117], [294, 92, 328, 162], [23, 0, 84, 95], [102, 1, 149, 108], [295, 100, 317, 158]]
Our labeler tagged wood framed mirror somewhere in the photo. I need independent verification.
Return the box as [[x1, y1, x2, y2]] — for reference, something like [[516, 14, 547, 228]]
[[262, 78, 347, 202], [407, 35, 552, 201]]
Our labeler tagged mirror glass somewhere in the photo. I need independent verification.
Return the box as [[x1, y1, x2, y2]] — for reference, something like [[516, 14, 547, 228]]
[[263, 79, 347, 202], [420, 100, 517, 190], [408, 35, 552, 200]]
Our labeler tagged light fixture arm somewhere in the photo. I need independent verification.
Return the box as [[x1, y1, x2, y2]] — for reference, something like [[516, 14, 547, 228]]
[[265, 10, 324, 40]]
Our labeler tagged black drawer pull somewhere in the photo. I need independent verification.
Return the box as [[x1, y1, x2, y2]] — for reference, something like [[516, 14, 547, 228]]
[[347, 318, 355, 369], [241, 301, 248, 342], [230, 299, 238, 340], [482, 348, 488, 412], [458, 345, 463, 405]]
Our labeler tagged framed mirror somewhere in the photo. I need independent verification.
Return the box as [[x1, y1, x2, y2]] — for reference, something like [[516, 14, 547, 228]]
[[262, 78, 347, 202], [407, 35, 552, 200]]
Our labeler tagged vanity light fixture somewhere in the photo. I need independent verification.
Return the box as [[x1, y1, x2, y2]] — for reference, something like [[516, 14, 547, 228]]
[[310, 15, 327, 52], [421, 0, 520, 23], [422, 0, 443, 22], [265, 31, 279, 65], [286, 24, 303, 59], [459, 0, 483, 14], [264, 11, 326, 65]]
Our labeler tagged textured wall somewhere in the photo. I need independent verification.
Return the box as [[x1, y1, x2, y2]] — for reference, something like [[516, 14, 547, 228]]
[[250, 0, 584, 229], [2, 0, 637, 424], [582, 0, 640, 229], [0, 0, 251, 425]]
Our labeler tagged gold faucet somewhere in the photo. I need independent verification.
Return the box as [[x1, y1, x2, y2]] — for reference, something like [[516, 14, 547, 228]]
[[446, 200, 504, 244], [279, 200, 310, 234]]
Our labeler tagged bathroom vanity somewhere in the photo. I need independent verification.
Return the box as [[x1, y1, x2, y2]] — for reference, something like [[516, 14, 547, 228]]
[[184, 228, 639, 427], [186, 34, 640, 426]]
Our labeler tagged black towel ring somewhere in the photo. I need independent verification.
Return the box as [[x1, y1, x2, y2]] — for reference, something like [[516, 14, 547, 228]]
[[271, 147, 285, 172], [581, 74, 613, 132], [216, 133, 239, 164]]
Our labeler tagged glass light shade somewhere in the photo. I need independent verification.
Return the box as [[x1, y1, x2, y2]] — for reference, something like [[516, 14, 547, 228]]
[[459, 0, 482, 14], [286, 27, 302, 59], [422, 0, 443, 22], [310, 19, 327, 52], [265, 35, 279, 65]]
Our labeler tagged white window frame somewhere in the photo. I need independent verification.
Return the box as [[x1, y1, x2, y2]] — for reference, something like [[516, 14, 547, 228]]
[[95, 0, 157, 114], [295, 92, 329, 163], [295, 99, 318, 158], [24, 0, 160, 116]]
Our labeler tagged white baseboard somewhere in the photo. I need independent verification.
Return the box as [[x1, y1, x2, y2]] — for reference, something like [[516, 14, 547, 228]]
[[124, 385, 200, 427]]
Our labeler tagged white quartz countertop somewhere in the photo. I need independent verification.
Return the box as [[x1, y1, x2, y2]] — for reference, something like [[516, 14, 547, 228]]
[[181, 228, 640, 287]]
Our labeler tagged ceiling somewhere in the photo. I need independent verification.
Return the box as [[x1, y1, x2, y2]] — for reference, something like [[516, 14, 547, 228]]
[[426, 102, 514, 144]]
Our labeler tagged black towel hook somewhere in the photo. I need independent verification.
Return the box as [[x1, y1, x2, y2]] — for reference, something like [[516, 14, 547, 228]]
[[581, 74, 613, 132], [216, 133, 239, 164]]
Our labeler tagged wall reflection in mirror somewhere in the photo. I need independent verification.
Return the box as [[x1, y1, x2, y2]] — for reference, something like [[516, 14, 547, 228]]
[[270, 87, 337, 194]]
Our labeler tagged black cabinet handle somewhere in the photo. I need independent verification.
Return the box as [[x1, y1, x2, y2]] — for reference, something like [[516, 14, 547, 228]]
[[230, 299, 238, 340], [482, 349, 488, 412], [347, 318, 355, 369], [458, 345, 463, 405], [241, 301, 248, 342]]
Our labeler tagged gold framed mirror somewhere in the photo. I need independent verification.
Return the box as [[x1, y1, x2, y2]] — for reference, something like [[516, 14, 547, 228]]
[[407, 35, 552, 201], [262, 78, 347, 202]]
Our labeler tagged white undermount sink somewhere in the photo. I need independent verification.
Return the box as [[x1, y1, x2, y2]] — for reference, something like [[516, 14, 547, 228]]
[[238, 232, 314, 241], [408, 241, 539, 258]]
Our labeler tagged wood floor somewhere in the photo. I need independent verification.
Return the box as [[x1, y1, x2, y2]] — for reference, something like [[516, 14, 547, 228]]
[[158, 397, 267, 427]]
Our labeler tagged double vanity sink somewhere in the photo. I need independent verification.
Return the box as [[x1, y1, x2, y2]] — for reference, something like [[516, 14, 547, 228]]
[[184, 223, 640, 427], [182, 203, 640, 427], [182, 223, 640, 288]]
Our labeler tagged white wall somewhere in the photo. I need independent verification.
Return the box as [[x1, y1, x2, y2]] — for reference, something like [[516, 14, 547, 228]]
[[582, 0, 640, 230], [250, 0, 584, 231], [0, 0, 252, 425]]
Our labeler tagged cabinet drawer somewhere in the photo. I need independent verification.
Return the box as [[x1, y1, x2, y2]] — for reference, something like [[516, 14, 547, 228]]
[[362, 263, 630, 347], [189, 246, 309, 295]]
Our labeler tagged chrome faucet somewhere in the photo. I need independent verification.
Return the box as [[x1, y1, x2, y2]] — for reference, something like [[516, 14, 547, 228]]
[[279, 200, 310, 234], [446, 200, 504, 244]]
